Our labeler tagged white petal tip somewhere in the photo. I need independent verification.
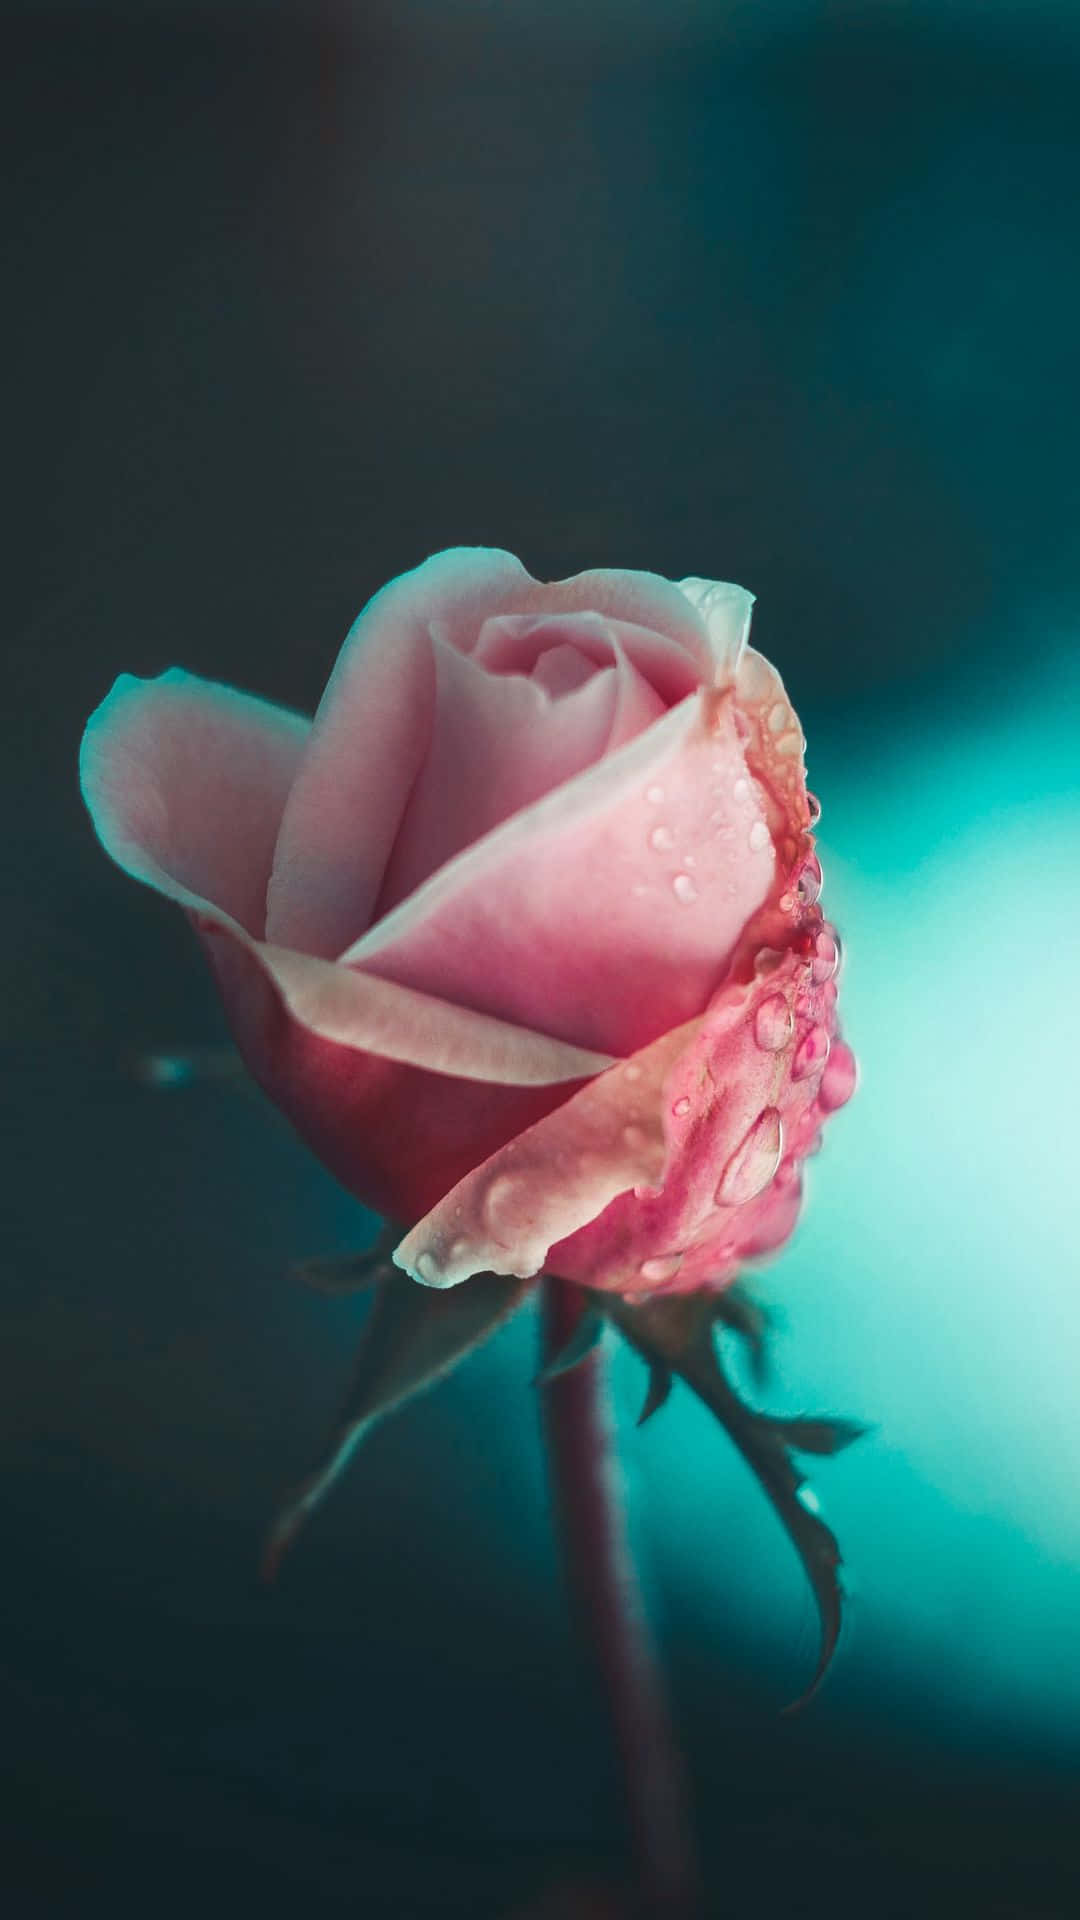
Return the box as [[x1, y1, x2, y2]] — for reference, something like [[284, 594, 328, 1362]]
[[392, 1246, 463, 1290], [676, 577, 755, 684]]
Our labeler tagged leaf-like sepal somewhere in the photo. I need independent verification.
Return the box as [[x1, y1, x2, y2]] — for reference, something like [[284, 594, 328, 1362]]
[[534, 1307, 606, 1385], [637, 1363, 674, 1426], [292, 1220, 403, 1296], [264, 1266, 532, 1578], [594, 1289, 868, 1711]]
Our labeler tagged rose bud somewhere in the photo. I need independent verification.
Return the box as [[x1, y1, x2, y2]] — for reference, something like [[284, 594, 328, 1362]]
[[80, 548, 854, 1302]]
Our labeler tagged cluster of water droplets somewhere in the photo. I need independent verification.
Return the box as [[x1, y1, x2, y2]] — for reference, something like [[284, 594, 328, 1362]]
[[620, 768, 855, 1293]]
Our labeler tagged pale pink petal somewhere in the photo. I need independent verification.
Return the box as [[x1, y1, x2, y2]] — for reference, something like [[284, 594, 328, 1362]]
[[677, 577, 756, 685], [395, 923, 848, 1295], [374, 625, 670, 914], [530, 644, 597, 696], [192, 921, 597, 1223], [522, 569, 715, 682], [372, 636, 621, 915], [266, 549, 536, 957], [393, 1021, 694, 1288], [473, 611, 701, 705], [79, 669, 310, 937], [549, 936, 843, 1296], [343, 687, 777, 1058]]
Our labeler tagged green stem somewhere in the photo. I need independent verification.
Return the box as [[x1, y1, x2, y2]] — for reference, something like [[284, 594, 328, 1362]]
[[540, 1277, 702, 1917]]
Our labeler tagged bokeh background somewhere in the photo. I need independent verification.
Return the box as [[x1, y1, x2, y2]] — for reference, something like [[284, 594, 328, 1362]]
[[6, 1, 1080, 1914]]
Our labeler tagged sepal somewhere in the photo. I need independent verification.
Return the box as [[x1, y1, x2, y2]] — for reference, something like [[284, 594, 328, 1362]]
[[534, 1306, 606, 1385], [292, 1220, 402, 1296], [592, 1286, 868, 1711], [263, 1264, 532, 1578]]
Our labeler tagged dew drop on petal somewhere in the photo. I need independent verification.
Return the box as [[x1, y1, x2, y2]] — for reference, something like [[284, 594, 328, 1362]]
[[672, 872, 698, 904], [649, 824, 675, 852], [683, 852, 697, 868], [448, 1236, 470, 1262], [754, 993, 794, 1052], [483, 1174, 523, 1239], [796, 853, 823, 905], [806, 791, 822, 826], [818, 1040, 857, 1112], [414, 1250, 442, 1284], [715, 1106, 784, 1206], [748, 820, 770, 853], [732, 776, 749, 803], [639, 1253, 683, 1284], [812, 929, 840, 982], [645, 784, 665, 804], [767, 701, 789, 735], [779, 891, 795, 913], [623, 1123, 649, 1151], [624, 1062, 643, 1082], [796, 1484, 822, 1514], [792, 1025, 832, 1081], [672, 1095, 692, 1117]]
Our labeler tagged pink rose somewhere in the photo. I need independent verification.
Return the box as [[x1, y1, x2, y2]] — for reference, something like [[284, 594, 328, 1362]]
[[80, 547, 853, 1300]]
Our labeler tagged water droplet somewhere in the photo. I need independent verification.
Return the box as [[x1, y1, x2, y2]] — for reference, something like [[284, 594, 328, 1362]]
[[806, 791, 822, 826], [732, 776, 749, 802], [796, 853, 823, 905], [748, 820, 769, 853], [672, 872, 698, 904], [797, 1484, 822, 1515], [811, 929, 840, 982], [775, 732, 801, 757], [672, 1095, 691, 1117], [414, 1250, 442, 1285], [484, 1174, 522, 1238], [778, 891, 795, 913], [819, 1041, 857, 1112], [649, 824, 675, 852], [767, 701, 789, 735], [683, 852, 697, 868], [645, 784, 665, 804], [792, 1025, 831, 1081], [639, 1253, 683, 1284], [754, 993, 794, 1052], [715, 1107, 783, 1206], [448, 1236, 470, 1262], [623, 1123, 649, 1151], [624, 1061, 643, 1081]]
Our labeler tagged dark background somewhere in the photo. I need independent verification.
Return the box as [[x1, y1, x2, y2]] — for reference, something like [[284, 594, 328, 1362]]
[[5, 3, 1080, 1916]]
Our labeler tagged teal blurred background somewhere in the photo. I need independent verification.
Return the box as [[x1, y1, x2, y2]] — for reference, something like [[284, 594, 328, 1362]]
[[5, 2, 1080, 1914]]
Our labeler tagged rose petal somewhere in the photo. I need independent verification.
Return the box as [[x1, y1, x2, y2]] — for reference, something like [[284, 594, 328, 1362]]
[[393, 1022, 693, 1288], [395, 931, 846, 1293], [523, 567, 716, 683], [265, 551, 723, 957], [677, 577, 756, 685], [372, 635, 619, 915], [79, 669, 310, 938], [266, 549, 536, 957], [374, 625, 668, 914], [80, 666, 617, 1087], [343, 686, 777, 1057], [473, 610, 701, 706], [193, 922, 605, 1221]]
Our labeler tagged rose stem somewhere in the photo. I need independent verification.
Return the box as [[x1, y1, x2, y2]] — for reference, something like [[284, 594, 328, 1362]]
[[540, 1276, 703, 1917]]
